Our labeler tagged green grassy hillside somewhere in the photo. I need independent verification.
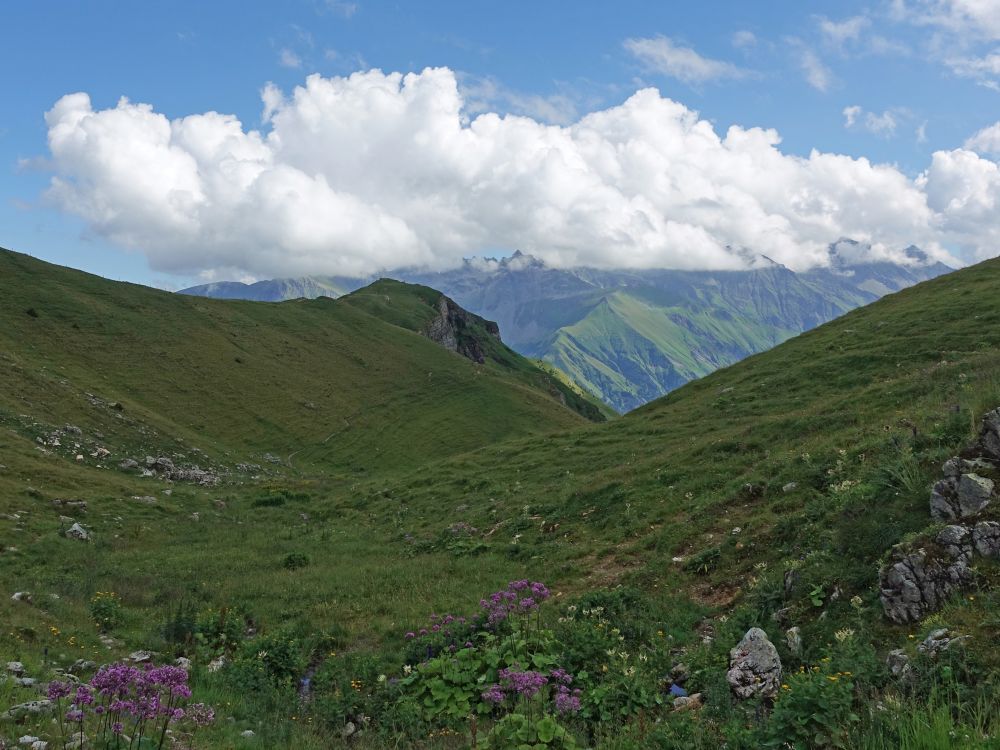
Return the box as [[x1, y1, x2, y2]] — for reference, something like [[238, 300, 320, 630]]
[[0, 249, 590, 480], [2, 250, 999, 749]]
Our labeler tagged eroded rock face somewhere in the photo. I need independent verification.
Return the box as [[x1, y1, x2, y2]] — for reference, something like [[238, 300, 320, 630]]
[[973, 521, 1000, 557], [422, 295, 501, 365], [882, 407, 1000, 622], [726, 627, 782, 699], [879, 545, 974, 624]]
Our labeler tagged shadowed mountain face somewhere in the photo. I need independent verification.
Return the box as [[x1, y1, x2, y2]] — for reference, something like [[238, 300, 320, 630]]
[[180, 245, 952, 412]]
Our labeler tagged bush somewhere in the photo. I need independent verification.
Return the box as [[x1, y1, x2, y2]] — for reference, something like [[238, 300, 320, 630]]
[[88, 591, 124, 632], [766, 659, 858, 749], [283, 552, 310, 570]]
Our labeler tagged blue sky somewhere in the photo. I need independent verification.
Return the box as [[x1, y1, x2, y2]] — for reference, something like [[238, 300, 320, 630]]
[[3, 0, 1000, 287]]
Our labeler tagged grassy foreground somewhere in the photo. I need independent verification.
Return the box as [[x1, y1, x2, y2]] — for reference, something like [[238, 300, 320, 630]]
[[2, 249, 1000, 748]]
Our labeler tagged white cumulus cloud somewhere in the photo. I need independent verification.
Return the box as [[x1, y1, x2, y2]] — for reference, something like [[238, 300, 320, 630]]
[[41, 67, 997, 280]]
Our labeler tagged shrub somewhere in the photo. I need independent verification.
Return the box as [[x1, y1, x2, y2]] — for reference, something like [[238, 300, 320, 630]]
[[283, 552, 310, 570], [766, 659, 858, 749], [88, 591, 124, 632]]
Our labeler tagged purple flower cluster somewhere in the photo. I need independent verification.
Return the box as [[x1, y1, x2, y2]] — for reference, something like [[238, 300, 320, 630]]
[[480, 666, 581, 714], [47, 662, 211, 748], [480, 580, 551, 625]]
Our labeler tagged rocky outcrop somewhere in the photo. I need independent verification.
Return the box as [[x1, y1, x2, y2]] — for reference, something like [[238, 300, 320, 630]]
[[144, 456, 219, 485], [422, 295, 501, 365], [880, 408, 1000, 623], [726, 627, 782, 699]]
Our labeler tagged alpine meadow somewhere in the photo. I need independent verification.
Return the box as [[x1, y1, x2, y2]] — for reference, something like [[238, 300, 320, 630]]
[[4, 2, 1000, 749]]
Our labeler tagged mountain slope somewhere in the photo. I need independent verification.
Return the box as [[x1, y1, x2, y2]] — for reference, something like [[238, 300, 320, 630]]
[[180, 246, 951, 411], [0, 248, 590, 479]]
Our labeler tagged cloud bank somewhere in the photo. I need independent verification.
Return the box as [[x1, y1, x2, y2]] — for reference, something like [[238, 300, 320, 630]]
[[42, 67, 998, 280]]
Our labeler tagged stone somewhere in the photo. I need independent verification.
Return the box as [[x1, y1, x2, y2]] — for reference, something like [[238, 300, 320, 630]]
[[131, 496, 157, 505], [936, 525, 973, 562], [7, 661, 26, 675], [129, 650, 152, 663], [726, 627, 782, 699], [879, 548, 974, 624], [52, 499, 88, 512], [957, 474, 993, 517], [65, 522, 90, 541], [70, 659, 97, 674], [783, 569, 799, 596], [32, 742, 49, 750], [973, 521, 1000, 558], [782, 482, 798, 493], [930, 477, 959, 520], [342, 721, 357, 739], [918, 628, 970, 657], [14, 677, 37, 687], [119, 459, 139, 470], [978, 408, 1000, 459], [1, 699, 52, 720], [11, 591, 32, 603], [175, 657, 192, 671], [19, 736, 41, 746], [673, 693, 704, 712], [886, 649, 912, 679], [785, 626, 803, 657], [240, 730, 255, 738]]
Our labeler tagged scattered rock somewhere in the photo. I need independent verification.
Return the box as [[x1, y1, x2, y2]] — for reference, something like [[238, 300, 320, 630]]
[[14, 677, 37, 688], [783, 569, 799, 596], [98, 634, 119, 649], [957, 474, 994, 517], [32, 740, 50, 749], [263, 453, 282, 464], [785, 626, 802, 657], [69, 659, 97, 675], [64, 522, 90, 541], [886, 649, 912, 680], [128, 650, 152, 663], [879, 547, 973, 624], [342, 721, 357, 739], [19, 736, 41, 746], [1, 699, 52, 720], [11, 591, 32, 603], [918, 628, 970, 657], [673, 693, 704, 712], [240, 730, 255, 738], [146, 456, 175, 473], [131, 496, 157, 505], [175, 657, 192, 671], [973, 521, 1000, 558], [782, 482, 798, 493], [771, 607, 792, 625], [6, 661, 26, 676], [726, 627, 782, 699], [119, 459, 139, 471], [64, 425, 83, 436]]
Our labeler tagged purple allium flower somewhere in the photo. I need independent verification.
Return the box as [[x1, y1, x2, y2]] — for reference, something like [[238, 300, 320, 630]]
[[405, 632, 415, 639], [66, 709, 85, 722], [187, 703, 216, 728], [554, 685, 581, 715], [47, 681, 72, 700], [112, 722, 124, 734], [481, 684, 505, 704], [499, 668, 548, 698]]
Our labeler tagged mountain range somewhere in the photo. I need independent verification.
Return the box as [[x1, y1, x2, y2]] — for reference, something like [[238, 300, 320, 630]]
[[181, 242, 952, 412]]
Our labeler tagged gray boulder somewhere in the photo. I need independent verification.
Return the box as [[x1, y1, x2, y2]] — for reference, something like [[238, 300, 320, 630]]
[[957, 474, 993, 517], [879, 547, 974, 624], [785, 626, 803, 657], [64, 522, 90, 541], [726, 627, 782, 699], [979, 408, 1000, 459], [886, 649, 912, 680], [918, 628, 970, 657], [973, 521, 1000, 558], [1, 700, 52, 720]]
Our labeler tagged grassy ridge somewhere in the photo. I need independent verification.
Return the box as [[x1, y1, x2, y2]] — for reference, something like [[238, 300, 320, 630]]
[[0, 249, 589, 479]]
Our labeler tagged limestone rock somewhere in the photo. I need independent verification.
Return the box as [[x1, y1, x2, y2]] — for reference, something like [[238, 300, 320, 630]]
[[64, 522, 90, 541], [673, 693, 704, 712], [973, 521, 1000, 558], [6, 661, 26, 676], [879, 547, 973, 624], [886, 649, 912, 680], [957, 474, 993, 517], [726, 627, 782, 699], [785, 626, 802, 657], [918, 628, 970, 657], [1, 700, 52, 720]]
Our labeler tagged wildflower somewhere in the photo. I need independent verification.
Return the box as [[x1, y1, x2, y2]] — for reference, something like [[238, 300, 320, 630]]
[[481, 684, 504, 705], [781, 684, 790, 690], [850, 595, 863, 609], [402, 665, 412, 675], [834, 628, 855, 642], [377, 674, 386, 683]]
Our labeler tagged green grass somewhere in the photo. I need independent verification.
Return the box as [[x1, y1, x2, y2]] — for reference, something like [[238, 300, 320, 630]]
[[2, 248, 1000, 747]]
